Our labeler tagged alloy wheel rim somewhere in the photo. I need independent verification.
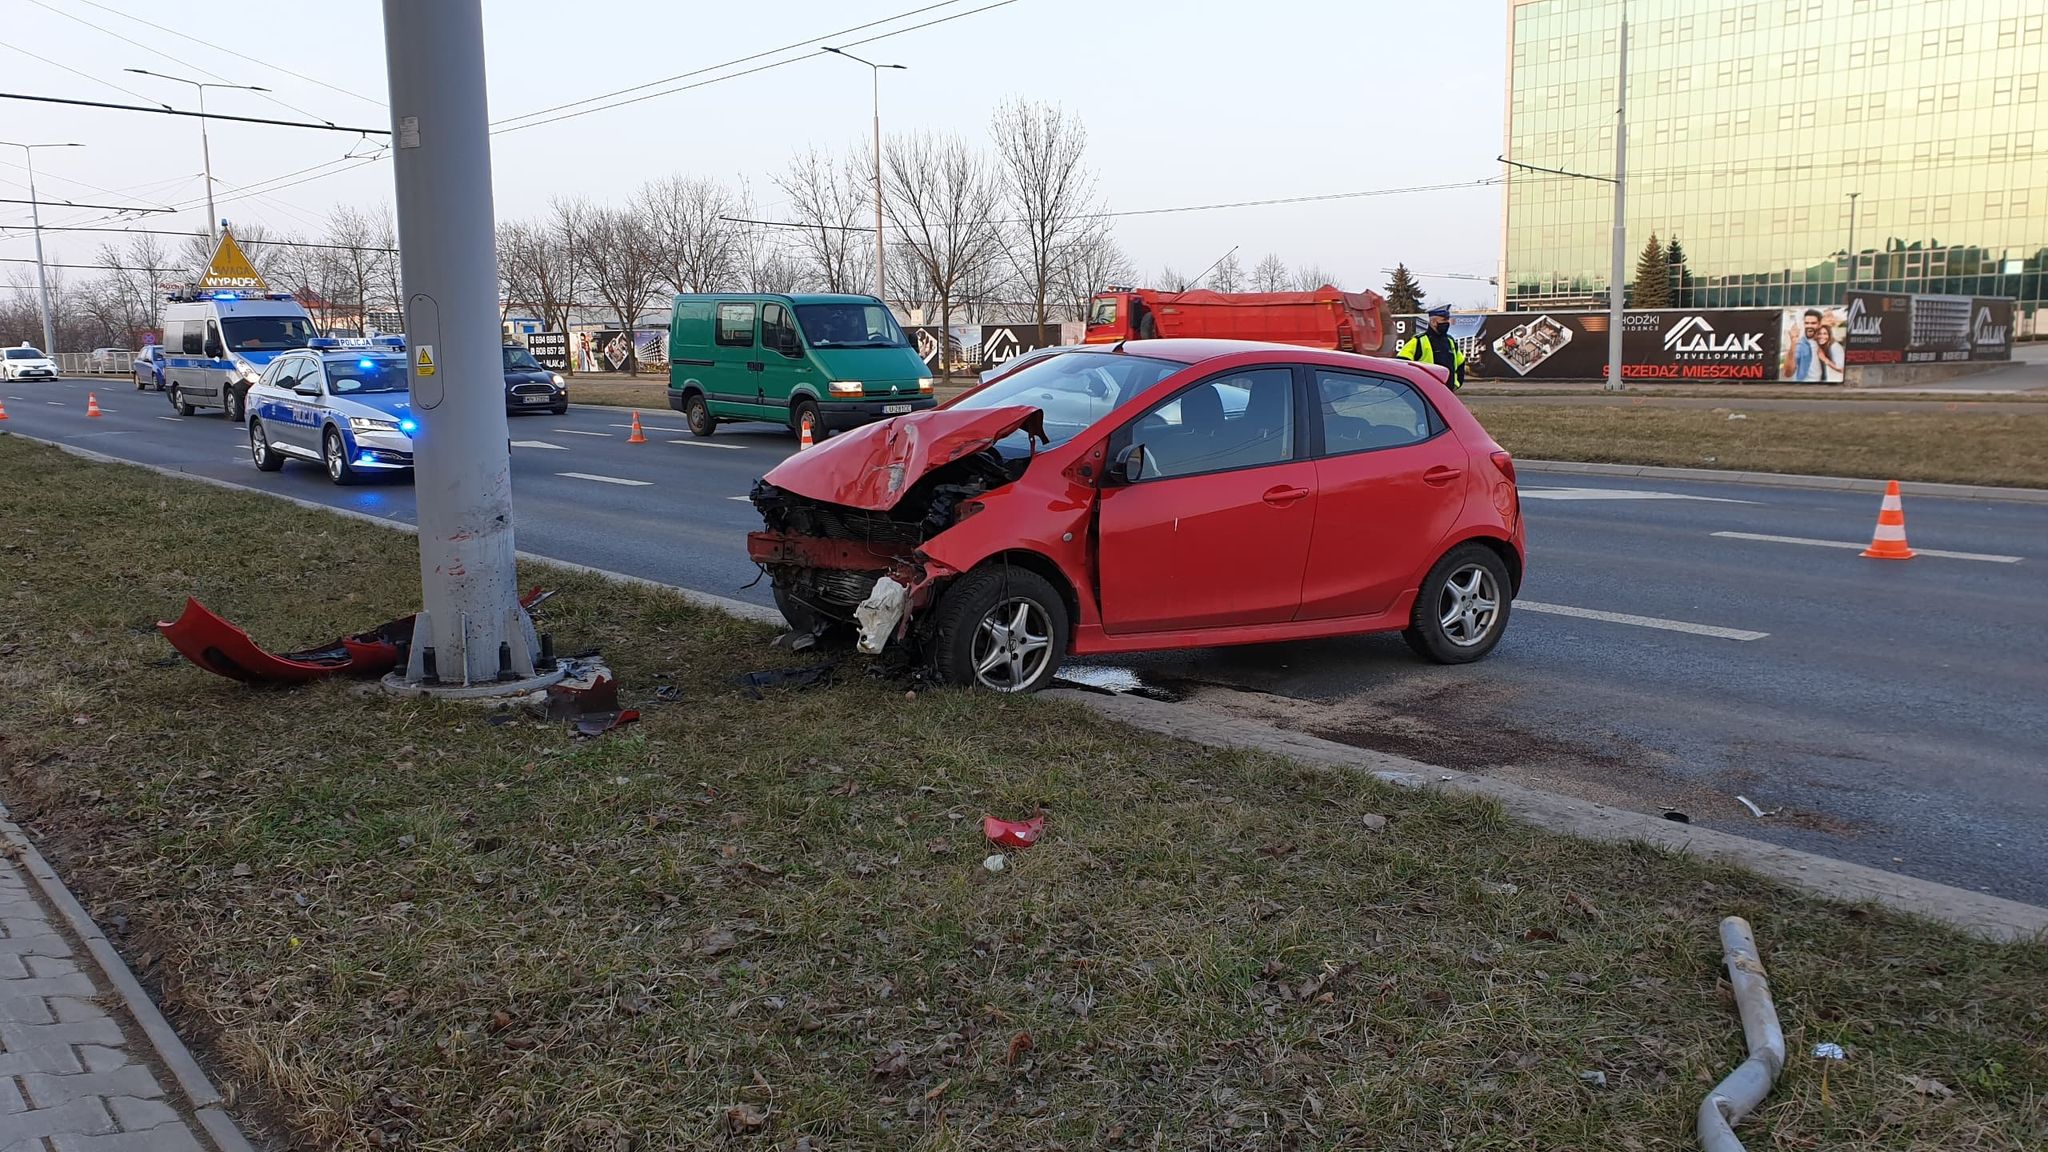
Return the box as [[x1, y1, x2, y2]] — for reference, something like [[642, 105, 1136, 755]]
[[327, 435, 343, 480], [251, 423, 266, 465], [1437, 564, 1501, 648], [970, 598, 1053, 692]]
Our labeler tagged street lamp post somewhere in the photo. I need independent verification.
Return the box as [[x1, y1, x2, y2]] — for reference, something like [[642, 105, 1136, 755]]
[[0, 140, 82, 355], [822, 47, 906, 306], [1844, 191, 1860, 293], [124, 69, 269, 240]]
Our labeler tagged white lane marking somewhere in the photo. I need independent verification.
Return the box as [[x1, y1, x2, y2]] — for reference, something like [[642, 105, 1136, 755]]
[[45, 401, 64, 406], [727, 495, 752, 501], [1711, 530, 2022, 564], [668, 438, 744, 450], [511, 439, 569, 450], [608, 422, 688, 433], [556, 471, 651, 487], [1518, 601, 1769, 641], [156, 415, 184, 422], [553, 428, 611, 437], [1519, 486, 1754, 504]]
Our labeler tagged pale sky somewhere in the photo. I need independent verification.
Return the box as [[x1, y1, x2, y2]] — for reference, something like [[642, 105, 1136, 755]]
[[1, 0, 1507, 307]]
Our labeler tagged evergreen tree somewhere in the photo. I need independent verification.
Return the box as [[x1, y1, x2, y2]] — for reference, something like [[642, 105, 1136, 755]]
[[1632, 232, 1670, 308], [1665, 237, 1689, 308], [1384, 263, 1426, 315]]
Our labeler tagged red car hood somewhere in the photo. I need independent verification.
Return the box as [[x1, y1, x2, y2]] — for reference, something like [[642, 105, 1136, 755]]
[[762, 405, 1045, 511]]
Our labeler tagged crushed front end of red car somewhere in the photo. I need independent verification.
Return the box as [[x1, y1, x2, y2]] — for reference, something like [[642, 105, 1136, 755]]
[[747, 405, 1045, 656]]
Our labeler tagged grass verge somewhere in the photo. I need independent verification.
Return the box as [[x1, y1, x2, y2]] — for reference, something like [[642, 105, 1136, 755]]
[[567, 377, 672, 412], [1474, 405, 2048, 488], [1, 433, 2043, 1150]]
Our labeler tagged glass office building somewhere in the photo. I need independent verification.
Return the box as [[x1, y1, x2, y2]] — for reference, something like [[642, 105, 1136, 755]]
[[1503, 0, 2046, 318]]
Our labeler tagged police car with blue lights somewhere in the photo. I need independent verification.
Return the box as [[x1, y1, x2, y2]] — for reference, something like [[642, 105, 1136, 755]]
[[245, 337, 418, 484]]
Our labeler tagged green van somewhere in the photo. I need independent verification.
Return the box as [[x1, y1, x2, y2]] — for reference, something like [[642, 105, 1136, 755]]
[[667, 293, 935, 438]]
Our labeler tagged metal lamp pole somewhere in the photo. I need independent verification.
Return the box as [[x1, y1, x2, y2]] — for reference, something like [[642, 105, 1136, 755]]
[[0, 140, 81, 355], [823, 46, 906, 305], [125, 69, 269, 240], [380, 0, 550, 695], [1844, 191, 1860, 292], [1605, 16, 1628, 392]]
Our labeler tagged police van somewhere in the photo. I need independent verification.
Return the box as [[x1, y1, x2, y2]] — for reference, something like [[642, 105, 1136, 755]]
[[160, 227, 319, 422], [160, 289, 319, 422]]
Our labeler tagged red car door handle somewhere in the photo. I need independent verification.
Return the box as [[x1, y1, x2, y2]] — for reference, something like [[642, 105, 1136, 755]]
[[1423, 466, 1464, 484], [1262, 484, 1311, 506]]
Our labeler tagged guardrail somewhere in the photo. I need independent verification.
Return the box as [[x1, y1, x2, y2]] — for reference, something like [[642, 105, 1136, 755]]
[[54, 352, 137, 376]]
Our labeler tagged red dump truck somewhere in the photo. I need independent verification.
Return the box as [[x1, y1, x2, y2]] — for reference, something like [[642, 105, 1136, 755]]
[[1083, 284, 1392, 354]]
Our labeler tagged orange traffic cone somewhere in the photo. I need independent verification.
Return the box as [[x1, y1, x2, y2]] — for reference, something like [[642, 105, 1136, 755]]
[[627, 411, 647, 444], [86, 392, 103, 418], [1860, 480, 1915, 560], [0, 399, 9, 421], [798, 411, 815, 451]]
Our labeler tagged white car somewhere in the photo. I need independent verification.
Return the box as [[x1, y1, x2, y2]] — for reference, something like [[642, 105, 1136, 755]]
[[2, 345, 58, 381]]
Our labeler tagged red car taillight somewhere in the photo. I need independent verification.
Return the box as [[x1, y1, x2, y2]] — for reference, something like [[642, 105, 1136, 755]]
[[1490, 450, 1517, 484]]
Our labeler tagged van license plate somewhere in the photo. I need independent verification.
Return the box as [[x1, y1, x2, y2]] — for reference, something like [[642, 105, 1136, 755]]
[[882, 403, 911, 414]]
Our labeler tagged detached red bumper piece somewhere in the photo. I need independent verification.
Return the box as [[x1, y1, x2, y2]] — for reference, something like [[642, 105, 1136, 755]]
[[155, 597, 414, 684]]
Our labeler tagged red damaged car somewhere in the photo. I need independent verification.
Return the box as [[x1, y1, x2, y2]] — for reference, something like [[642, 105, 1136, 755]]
[[748, 339, 1524, 693]]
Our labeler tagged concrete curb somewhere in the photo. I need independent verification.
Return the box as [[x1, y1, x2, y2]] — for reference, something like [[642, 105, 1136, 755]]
[[1046, 690, 2048, 944], [14, 428, 2045, 944], [1517, 458, 2048, 504], [1, 431, 781, 625], [0, 805, 257, 1152]]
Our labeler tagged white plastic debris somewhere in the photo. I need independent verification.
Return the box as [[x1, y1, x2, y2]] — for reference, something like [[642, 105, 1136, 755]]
[[1813, 1042, 1845, 1061], [983, 854, 1007, 873], [1737, 795, 1766, 818], [854, 575, 911, 655]]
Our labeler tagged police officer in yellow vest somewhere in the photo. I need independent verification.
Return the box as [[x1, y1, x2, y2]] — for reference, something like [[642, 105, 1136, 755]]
[[1398, 304, 1467, 391]]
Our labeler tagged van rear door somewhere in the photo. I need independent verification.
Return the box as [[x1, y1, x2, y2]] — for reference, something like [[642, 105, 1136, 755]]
[[710, 299, 776, 419]]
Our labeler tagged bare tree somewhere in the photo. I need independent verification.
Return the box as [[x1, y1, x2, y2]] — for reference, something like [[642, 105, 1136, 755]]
[[325, 205, 392, 332], [776, 147, 873, 293], [1207, 251, 1245, 293], [93, 234, 174, 341], [1292, 264, 1339, 291], [580, 204, 665, 368], [1056, 231, 1133, 318], [498, 211, 579, 334], [640, 174, 746, 296], [989, 98, 1099, 327], [1251, 253, 1291, 292], [883, 132, 1006, 370], [1156, 266, 1194, 292]]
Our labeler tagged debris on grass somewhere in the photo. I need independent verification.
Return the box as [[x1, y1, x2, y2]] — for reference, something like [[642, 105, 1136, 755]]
[[737, 661, 837, 699], [982, 813, 1044, 848]]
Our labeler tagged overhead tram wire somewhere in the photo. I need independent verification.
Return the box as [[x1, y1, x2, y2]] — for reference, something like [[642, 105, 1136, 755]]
[[489, 0, 980, 129], [489, 0, 1019, 136], [26, 0, 349, 126], [73, 0, 386, 110]]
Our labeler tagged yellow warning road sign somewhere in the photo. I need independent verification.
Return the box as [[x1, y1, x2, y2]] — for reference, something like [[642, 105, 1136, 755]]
[[196, 228, 269, 292], [415, 345, 437, 377]]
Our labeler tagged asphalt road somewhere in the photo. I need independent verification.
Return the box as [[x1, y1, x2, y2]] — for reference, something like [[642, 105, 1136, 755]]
[[7, 375, 2045, 904]]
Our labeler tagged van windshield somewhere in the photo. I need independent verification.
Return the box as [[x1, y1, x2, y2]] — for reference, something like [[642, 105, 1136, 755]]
[[794, 302, 907, 348], [221, 315, 315, 352], [950, 351, 1183, 449]]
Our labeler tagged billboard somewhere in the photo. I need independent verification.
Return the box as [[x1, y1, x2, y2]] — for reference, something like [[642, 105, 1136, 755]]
[[1845, 291, 2013, 365], [577, 328, 669, 373], [1779, 305, 1847, 382], [1394, 308, 1782, 381], [525, 331, 569, 372]]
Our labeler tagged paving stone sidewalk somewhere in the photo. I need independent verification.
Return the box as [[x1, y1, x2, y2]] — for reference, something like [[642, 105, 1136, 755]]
[[0, 852, 208, 1152]]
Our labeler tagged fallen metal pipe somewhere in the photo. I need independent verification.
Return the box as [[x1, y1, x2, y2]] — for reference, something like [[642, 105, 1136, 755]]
[[1697, 916, 1787, 1152]]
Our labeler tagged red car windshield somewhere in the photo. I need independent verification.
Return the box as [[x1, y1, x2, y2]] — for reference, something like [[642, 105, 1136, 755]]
[[951, 351, 1180, 448]]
